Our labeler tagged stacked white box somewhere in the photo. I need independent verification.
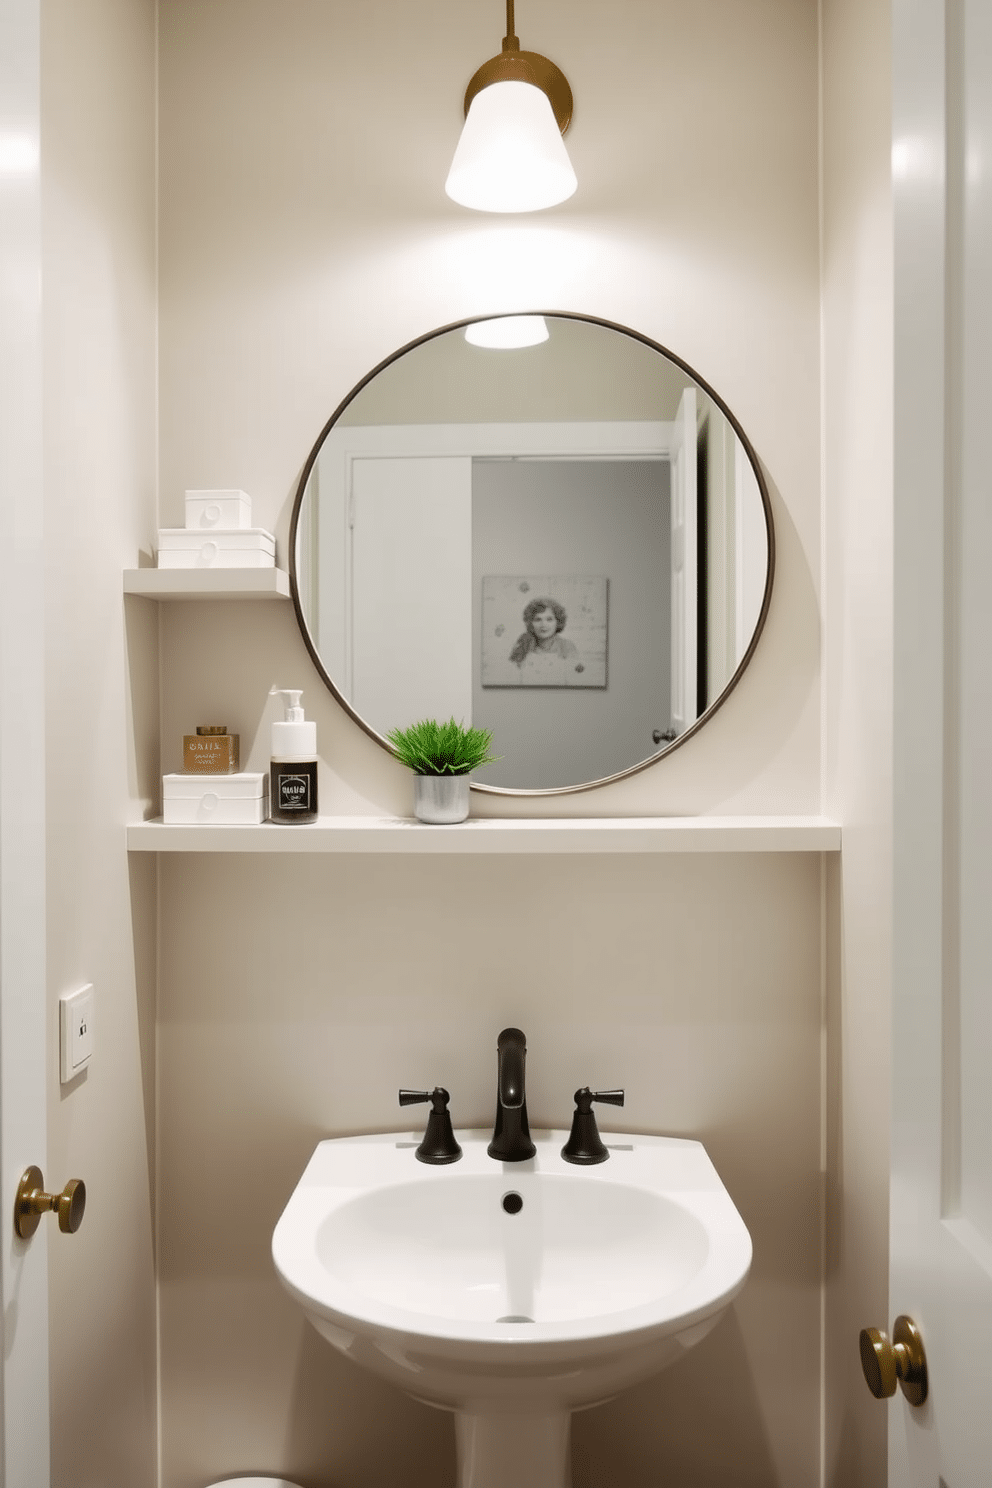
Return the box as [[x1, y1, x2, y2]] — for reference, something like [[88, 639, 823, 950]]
[[185, 489, 253, 529], [157, 488, 275, 568], [162, 772, 268, 824], [157, 529, 275, 568]]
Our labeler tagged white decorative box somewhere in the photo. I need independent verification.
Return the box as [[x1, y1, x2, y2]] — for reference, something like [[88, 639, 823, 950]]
[[185, 489, 253, 530], [156, 528, 275, 569], [162, 772, 268, 825]]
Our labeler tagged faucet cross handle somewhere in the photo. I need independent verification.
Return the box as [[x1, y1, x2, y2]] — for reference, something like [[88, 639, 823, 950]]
[[399, 1087, 463, 1165], [561, 1086, 625, 1165]]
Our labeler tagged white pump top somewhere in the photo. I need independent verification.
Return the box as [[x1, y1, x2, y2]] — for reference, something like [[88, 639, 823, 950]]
[[270, 688, 316, 759]]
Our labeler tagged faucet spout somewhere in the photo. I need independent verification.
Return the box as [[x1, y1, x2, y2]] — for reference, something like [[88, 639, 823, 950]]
[[498, 1029, 525, 1108], [488, 1027, 536, 1162]]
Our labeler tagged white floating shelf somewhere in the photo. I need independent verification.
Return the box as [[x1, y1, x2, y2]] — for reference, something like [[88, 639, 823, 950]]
[[123, 568, 291, 600], [126, 815, 841, 854]]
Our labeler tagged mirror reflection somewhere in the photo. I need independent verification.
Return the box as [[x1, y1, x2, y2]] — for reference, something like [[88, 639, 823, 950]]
[[290, 314, 773, 793]]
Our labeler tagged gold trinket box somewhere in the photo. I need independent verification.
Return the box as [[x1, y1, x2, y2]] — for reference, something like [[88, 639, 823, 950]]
[[183, 725, 240, 773]]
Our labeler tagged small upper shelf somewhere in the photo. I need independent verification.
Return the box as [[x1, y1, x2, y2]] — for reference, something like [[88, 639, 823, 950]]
[[126, 815, 841, 854], [123, 569, 291, 600]]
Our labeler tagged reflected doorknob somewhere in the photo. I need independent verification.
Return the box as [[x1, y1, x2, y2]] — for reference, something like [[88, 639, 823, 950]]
[[859, 1314, 928, 1406], [14, 1165, 86, 1239]]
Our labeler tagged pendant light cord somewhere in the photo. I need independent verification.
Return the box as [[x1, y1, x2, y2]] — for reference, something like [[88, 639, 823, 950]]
[[503, 0, 519, 51]]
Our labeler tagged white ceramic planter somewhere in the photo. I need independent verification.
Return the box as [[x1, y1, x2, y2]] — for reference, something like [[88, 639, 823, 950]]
[[413, 774, 471, 824]]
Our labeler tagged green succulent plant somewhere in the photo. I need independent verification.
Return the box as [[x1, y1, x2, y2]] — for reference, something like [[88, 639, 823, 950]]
[[386, 717, 500, 777]]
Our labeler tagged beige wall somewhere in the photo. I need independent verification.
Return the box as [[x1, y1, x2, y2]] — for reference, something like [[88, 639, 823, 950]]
[[153, 2, 828, 1486], [157, 0, 823, 823], [821, 0, 894, 1481], [158, 851, 824, 1488], [41, 0, 159, 1484], [28, 0, 904, 1482]]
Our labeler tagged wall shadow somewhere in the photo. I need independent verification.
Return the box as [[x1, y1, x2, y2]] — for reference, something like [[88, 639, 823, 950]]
[[572, 1310, 780, 1487]]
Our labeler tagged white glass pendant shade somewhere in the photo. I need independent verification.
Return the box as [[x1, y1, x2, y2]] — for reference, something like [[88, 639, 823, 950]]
[[465, 315, 549, 348], [445, 80, 577, 213]]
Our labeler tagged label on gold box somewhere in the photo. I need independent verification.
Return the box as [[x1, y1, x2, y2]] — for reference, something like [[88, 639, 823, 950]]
[[183, 728, 240, 773]]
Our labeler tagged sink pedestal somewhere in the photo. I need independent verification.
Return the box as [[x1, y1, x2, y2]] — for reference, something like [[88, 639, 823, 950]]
[[455, 1407, 571, 1488]]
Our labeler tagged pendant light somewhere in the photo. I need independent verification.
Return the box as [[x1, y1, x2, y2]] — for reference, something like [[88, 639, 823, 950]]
[[464, 315, 550, 348], [445, 0, 576, 213]]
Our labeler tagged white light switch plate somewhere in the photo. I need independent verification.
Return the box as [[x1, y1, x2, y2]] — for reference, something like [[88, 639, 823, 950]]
[[60, 983, 94, 1083]]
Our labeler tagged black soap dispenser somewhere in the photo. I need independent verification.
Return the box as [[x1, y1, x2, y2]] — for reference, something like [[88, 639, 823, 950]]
[[269, 688, 318, 824]]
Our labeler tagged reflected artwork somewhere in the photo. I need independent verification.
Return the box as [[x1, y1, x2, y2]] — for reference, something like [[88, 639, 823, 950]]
[[481, 575, 608, 688]]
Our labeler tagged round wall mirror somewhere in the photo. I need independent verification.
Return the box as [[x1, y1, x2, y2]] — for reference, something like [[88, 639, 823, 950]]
[[290, 313, 774, 794]]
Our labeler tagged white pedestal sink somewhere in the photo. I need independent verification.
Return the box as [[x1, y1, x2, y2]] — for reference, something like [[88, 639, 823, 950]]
[[272, 1129, 751, 1488]]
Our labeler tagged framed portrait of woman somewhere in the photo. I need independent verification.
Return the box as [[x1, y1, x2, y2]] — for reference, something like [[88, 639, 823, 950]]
[[481, 575, 608, 688]]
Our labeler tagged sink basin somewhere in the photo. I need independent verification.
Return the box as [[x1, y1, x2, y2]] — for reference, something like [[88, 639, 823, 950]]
[[273, 1128, 751, 1488]]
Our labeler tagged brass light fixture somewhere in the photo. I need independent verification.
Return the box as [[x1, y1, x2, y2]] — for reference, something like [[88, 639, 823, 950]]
[[445, 0, 577, 213]]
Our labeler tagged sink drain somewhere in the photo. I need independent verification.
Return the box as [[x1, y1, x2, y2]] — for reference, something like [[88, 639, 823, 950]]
[[496, 1314, 534, 1324], [501, 1191, 524, 1214]]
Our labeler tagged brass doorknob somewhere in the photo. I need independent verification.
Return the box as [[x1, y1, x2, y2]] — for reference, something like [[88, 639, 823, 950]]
[[859, 1314, 928, 1407], [14, 1165, 86, 1239]]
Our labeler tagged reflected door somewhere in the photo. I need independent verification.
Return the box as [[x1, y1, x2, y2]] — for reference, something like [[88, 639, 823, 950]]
[[669, 387, 697, 735], [891, 0, 992, 1481], [350, 456, 473, 733]]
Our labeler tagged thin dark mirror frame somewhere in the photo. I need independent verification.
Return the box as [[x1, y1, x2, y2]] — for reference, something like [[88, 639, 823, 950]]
[[289, 311, 776, 796]]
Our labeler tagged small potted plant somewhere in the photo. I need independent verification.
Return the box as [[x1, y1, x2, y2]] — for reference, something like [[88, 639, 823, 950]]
[[386, 717, 499, 823]]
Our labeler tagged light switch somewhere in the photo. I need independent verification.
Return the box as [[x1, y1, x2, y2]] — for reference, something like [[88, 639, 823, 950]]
[[60, 983, 94, 1084]]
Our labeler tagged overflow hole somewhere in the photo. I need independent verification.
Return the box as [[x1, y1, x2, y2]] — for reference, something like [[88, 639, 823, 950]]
[[501, 1191, 524, 1215]]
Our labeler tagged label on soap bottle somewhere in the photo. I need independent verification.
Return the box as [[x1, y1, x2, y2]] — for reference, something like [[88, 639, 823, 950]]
[[269, 760, 318, 824]]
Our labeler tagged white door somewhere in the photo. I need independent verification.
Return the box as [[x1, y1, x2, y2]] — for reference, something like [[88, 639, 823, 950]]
[[0, 0, 51, 1481], [669, 387, 697, 735], [350, 456, 474, 735], [889, 0, 992, 1481]]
